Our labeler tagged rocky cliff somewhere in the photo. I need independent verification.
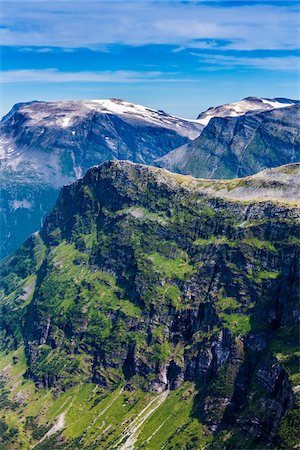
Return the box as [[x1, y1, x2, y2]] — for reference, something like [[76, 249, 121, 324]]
[[156, 104, 300, 180], [0, 161, 299, 449]]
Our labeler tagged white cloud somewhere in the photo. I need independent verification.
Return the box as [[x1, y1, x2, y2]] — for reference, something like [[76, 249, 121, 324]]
[[1, 1, 299, 51], [1, 68, 186, 83], [194, 54, 300, 71], [19, 47, 54, 53]]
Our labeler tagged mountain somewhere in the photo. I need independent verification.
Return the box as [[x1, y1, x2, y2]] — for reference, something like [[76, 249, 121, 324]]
[[0, 98, 203, 258], [196, 96, 298, 126], [156, 102, 300, 179], [0, 161, 299, 449]]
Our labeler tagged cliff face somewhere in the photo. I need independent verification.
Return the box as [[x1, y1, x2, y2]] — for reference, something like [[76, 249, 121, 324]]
[[0, 99, 202, 258], [0, 161, 299, 449], [156, 104, 300, 179]]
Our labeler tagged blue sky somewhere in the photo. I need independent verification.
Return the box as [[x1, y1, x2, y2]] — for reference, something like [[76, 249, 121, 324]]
[[1, 0, 299, 118]]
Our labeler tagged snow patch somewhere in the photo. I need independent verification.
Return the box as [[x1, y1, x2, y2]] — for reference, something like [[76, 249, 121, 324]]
[[197, 97, 295, 126], [261, 98, 294, 109], [60, 117, 72, 127], [197, 116, 213, 126], [12, 98, 202, 139], [70, 151, 83, 179]]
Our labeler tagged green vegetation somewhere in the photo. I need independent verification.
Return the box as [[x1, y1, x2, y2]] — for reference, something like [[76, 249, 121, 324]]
[[253, 270, 280, 283], [275, 398, 300, 449], [0, 349, 211, 449], [157, 284, 181, 308], [0, 161, 298, 449], [269, 324, 300, 386], [193, 236, 237, 247], [282, 164, 300, 175], [146, 251, 194, 281], [241, 237, 277, 252], [219, 313, 251, 336], [215, 296, 240, 312]]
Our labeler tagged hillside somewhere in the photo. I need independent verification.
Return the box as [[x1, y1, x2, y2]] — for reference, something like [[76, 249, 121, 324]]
[[0, 161, 299, 449]]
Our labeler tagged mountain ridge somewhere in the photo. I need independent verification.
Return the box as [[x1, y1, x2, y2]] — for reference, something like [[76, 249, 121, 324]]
[[156, 103, 300, 179], [196, 96, 298, 125], [0, 160, 299, 449]]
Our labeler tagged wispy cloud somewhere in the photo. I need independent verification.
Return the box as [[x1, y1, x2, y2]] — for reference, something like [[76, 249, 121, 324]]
[[1, 1, 299, 51], [18, 47, 54, 53], [193, 54, 300, 71], [1, 68, 187, 83]]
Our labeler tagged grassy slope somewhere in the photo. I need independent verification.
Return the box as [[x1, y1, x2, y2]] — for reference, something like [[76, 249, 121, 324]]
[[0, 349, 211, 449]]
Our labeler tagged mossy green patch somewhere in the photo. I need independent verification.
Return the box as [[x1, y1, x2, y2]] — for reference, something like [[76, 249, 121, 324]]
[[147, 251, 194, 281], [253, 270, 280, 283], [220, 313, 251, 337], [157, 283, 181, 308], [215, 296, 240, 312], [242, 237, 277, 252]]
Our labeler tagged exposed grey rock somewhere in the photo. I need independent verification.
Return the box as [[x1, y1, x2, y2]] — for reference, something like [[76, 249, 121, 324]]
[[156, 103, 300, 179]]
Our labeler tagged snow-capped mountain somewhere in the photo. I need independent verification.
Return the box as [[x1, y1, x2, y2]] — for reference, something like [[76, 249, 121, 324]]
[[156, 102, 300, 179], [0, 98, 203, 257], [2, 97, 203, 136], [196, 96, 298, 126], [0, 98, 203, 183]]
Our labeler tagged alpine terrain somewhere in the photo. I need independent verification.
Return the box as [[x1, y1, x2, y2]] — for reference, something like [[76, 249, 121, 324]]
[[196, 96, 298, 126], [0, 98, 203, 258], [156, 98, 299, 178], [0, 160, 299, 449]]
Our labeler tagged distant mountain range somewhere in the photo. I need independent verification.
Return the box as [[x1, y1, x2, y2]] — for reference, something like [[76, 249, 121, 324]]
[[0, 96, 299, 257]]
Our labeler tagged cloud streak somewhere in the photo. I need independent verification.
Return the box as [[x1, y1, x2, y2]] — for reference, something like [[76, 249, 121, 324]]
[[1, 1, 299, 51], [1, 68, 187, 83], [194, 54, 300, 71]]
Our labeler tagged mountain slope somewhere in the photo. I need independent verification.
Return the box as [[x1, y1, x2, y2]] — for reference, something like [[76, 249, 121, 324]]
[[156, 103, 300, 179], [0, 99, 203, 258], [0, 161, 299, 449]]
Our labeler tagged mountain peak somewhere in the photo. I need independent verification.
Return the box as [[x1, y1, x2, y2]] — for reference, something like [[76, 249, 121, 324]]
[[157, 102, 299, 180], [196, 96, 297, 125], [1, 98, 203, 138], [0, 157, 299, 449]]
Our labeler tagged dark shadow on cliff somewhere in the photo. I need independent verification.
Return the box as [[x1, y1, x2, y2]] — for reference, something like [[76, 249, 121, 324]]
[[189, 249, 299, 449]]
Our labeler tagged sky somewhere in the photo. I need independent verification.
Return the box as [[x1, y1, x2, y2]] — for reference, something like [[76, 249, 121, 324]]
[[1, 0, 299, 118]]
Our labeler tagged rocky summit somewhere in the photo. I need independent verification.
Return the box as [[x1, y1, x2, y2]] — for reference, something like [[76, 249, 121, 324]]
[[0, 161, 299, 449], [156, 102, 300, 179], [0, 99, 203, 258], [196, 96, 298, 126]]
